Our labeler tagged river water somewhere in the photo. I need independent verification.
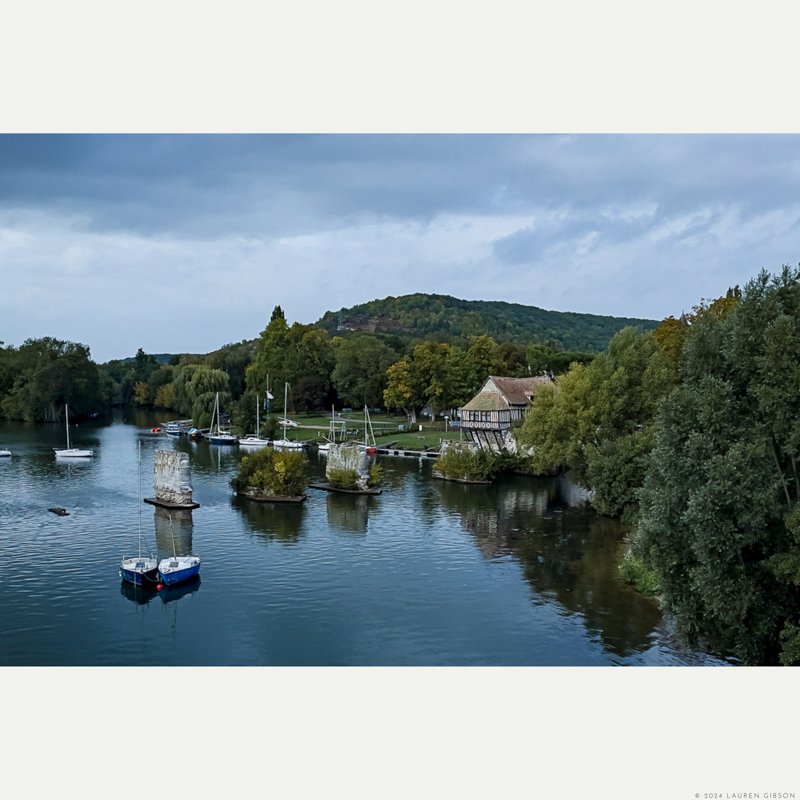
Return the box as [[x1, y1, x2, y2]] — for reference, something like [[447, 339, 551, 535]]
[[0, 411, 729, 666]]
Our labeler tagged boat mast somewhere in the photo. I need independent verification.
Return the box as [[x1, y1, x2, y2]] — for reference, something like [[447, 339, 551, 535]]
[[65, 404, 70, 450], [137, 440, 142, 559], [256, 393, 260, 438], [283, 382, 288, 439], [169, 513, 177, 558]]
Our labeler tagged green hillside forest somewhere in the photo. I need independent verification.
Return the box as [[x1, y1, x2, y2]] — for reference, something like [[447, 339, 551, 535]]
[[316, 293, 658, 351]]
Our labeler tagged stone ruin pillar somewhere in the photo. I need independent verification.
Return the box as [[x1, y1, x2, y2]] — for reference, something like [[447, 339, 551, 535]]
[[153, 450, 195, 507], [326, 443, 374, 491]]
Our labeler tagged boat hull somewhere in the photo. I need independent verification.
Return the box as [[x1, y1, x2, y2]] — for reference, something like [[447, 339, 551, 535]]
[[158, 559, 201, 586], [272, 439, 305, 450], [120, 559, 159, 586], [55, 448, 94, 458], [239, 437, 271, 447], [206, 434, 239, 445]]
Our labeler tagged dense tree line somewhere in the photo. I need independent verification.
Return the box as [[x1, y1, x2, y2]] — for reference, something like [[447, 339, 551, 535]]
[[517, 267, 800, 664], [1, 306, 599, 429], [0, 337, 106, 422]]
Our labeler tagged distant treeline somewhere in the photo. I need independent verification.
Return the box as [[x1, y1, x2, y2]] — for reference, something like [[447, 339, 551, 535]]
[[0, 303, 607, 426], [516, 266, 800, 666], [316, 293, 658, 352]]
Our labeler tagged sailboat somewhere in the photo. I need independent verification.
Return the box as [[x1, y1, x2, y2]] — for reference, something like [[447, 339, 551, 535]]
[[120, 441, 159, 585], [240, 391, 271, 448], [272, 382, 305, 450], [317, 405, 346, 453], [206, 392, 239, 445], [360, 405, 377, 455], [0, 447, 10, 458], [54, 403, 94, 459], [157, 514, 201, 587]]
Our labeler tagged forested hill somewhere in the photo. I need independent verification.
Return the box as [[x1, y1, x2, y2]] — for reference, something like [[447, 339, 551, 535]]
[[315, 294, 658, 351]]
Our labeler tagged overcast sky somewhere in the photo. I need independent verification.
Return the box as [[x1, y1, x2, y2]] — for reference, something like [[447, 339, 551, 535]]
[[1, 134, 798, 362]]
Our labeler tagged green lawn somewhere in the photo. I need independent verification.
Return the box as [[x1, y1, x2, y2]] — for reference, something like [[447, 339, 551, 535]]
[[274, 410, 461, 450]]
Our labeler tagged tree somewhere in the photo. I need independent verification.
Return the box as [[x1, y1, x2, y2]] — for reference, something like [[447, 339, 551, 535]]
[[132, 381, 150, 406], [170, 363, 230, 423], [331, 334, 398, 408], [147, 365, 175, 406], [154, 383, 175, 409], [246, 316, 334, 411], [384, 357, 419, 420], [206, 340, 256, 400], [634, 268, 800, 664], [517, 327, 676, 517], [0, 338, 106, 422]]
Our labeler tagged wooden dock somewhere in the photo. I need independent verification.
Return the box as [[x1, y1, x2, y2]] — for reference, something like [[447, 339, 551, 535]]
[[376, 447, 439, 459]]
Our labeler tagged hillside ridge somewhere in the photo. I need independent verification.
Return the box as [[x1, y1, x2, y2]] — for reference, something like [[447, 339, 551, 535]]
[[315, 292, 658, 352]]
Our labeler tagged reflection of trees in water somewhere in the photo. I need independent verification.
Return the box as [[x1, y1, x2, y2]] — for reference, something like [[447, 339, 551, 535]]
[[232, 495, 305, 543], [153, 506, 193, 557], [515, 514, 663, 657], [326, 493, 377, 534], [555, 473, 592, 507], [374, 457, 420, 490], [436, 477, 552, 559], [438, 474, 662, 658]]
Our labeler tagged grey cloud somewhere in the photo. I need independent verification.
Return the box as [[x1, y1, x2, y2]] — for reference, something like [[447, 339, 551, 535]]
[[2, 134, 800, 361], [2, 135, 799, 242]]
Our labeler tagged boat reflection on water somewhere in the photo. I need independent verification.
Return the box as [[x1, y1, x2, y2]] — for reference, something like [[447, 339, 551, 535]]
[[158, 575, 201, 604], [119, 579, 158, 606], [154, 506, 193, 558], [232, 495, 305, 543], [119, 575, 201, 606], [325, 493, 377, 534]]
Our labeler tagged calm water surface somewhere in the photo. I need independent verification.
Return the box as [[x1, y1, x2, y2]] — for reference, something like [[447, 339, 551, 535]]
[[0, 412, 728, 665]]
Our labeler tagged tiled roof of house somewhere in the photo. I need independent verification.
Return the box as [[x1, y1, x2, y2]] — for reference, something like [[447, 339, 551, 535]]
[[460, 375, 553, 412], [488, 376, 553, 405], [461, 392, 509, 412]]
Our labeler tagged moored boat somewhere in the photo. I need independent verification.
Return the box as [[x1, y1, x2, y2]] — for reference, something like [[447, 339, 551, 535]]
[[272, 382, 305, 450], [205, 394, 239, 445], [120, 555, 159, 585], [54, 404, 94, 459], [158, 554, 201, 586], [240, 434, 271, 447], [120, 441, 158, 586], [162, 419, 192, 436], [239, 391, 271, 447], [158, 513, 201, 587]]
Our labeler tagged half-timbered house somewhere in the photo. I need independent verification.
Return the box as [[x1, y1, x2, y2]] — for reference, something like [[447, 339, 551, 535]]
[[459, 375, 553, 450]]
